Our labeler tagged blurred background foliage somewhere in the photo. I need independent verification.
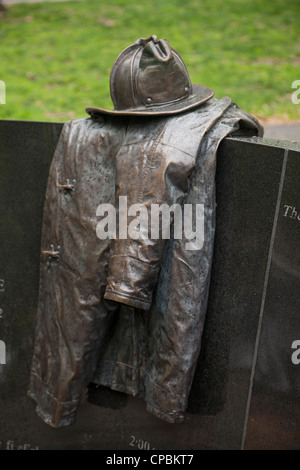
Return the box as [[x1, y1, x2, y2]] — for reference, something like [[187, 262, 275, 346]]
[[0, 0, 299, 122]]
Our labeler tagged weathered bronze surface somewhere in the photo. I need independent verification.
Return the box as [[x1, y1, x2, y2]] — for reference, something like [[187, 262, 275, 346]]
[[86, 35, 214, 117], [27, 37, 263, 427]]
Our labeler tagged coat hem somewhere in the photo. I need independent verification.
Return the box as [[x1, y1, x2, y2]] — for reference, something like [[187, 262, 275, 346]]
[[146, 403, 185, 424], [27, 372, 79, 428], [92, 360, 187, 424]]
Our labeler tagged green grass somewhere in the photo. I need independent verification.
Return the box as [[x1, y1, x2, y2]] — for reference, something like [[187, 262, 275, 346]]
[[0, 0, 299, 122]]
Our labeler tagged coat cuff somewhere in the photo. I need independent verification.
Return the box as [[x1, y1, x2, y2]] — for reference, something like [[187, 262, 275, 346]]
[[104, 255, 160, 310], [104, 288, 152, 310]]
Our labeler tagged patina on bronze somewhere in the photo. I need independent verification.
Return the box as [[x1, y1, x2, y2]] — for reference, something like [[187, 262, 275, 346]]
[[86, 35, 214, 117], [28, 36, 263, 428]]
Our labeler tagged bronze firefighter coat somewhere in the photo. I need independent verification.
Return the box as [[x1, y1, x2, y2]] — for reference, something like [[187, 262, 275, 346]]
[[28, 96, 263, 427]]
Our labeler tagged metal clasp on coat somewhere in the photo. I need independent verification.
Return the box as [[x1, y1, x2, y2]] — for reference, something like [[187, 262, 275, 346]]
[[41, 244, 60, 258], [56, 178, 75, 192]]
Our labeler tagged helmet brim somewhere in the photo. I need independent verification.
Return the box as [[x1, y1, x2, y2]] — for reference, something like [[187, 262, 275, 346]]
[[86, 84, 214, 117]]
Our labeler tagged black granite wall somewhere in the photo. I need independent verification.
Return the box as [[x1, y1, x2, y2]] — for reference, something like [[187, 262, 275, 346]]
[[0, 120, 299, 450]]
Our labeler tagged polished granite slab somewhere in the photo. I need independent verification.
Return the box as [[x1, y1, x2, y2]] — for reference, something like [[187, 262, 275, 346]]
[[0, 120, 299, 450]]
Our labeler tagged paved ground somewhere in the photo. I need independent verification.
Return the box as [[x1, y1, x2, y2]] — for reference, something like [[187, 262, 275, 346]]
[[262, 124, 300, 143]]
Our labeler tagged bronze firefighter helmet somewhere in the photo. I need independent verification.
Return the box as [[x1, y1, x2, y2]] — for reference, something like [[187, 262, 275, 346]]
[[86, 35, 214, 117]]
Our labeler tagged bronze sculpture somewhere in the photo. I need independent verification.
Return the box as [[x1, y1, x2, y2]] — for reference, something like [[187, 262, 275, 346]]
[[28, 36, 263, 427], [86, 35, 213, 116]]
